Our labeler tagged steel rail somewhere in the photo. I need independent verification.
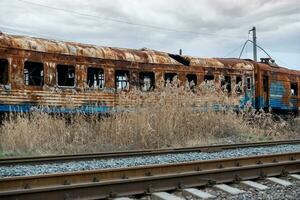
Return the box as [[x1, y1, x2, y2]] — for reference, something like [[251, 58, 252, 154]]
[[0, 151, 299, 198], [0, 154, 299, 200], [1, 139, 300, 165]]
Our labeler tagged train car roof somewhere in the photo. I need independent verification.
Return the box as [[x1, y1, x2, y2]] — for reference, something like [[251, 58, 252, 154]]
[[0, 32, 183, 65], [255, 62, 300, 76], [182, 56, 254, 71]]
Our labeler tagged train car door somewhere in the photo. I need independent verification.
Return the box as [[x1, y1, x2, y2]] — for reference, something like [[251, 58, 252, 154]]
[[263, 75, 269, 108]]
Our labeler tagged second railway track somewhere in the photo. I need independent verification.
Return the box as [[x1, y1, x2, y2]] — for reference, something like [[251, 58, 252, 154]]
[[1, 139, 300, 165]]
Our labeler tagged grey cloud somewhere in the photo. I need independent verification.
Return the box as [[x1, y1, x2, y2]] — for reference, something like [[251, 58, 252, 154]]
[[0, 0, 299, 69]]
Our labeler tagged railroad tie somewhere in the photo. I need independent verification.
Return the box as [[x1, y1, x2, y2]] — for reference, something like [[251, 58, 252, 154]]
[[151, 192, 184, 200], [183, 188, 216, 199], [290, 174, 300, 180], [241, 180, 269, 190], [267, 177, 293, 186], [214, 184, 245, 195]]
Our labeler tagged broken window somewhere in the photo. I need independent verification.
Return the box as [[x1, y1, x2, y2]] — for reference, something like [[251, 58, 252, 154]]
[[263, 76, 268, 92], [221, 76, 231, 93], [57, 64, 75, 87], [236, 76, 242, 94], [164, 73, 177, 85], [291, 82, 298, 96], [186, 74, 197, 89], [139, 72, 155, 91], [116, 70, 129, 90], [0, 59, 8, 85], [24, 61, 44, 86], [247, 77, 252, 90], [204, 75, 214, 82], [87, 67, 104, 89]]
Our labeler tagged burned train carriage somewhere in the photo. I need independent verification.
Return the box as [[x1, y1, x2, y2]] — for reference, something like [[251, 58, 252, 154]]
[[0, 32, 298, 113]]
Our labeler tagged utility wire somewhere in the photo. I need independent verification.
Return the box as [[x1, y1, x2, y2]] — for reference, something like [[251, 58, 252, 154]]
[[0, 25, 65, 40], [239, 39, 272, 59], [256, 42, 292, 67], [223, 42, 246, 57], [17, 0, 244, 39]]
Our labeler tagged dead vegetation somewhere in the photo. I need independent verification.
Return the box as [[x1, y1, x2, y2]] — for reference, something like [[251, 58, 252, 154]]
[[0, 79, 299, 156]]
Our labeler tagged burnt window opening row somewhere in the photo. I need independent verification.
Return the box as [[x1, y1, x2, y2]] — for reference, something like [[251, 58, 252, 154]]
[[0, 59, 253, 94], [204, 75, 250, 93]]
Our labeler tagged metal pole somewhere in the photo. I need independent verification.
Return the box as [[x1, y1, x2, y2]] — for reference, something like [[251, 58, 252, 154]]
[[179, 49, 182, 55], [249, 27, 257, 62]]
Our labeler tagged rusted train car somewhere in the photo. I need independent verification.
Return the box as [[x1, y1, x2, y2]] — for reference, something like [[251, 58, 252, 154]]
[[254, 58, 300, 113], [0, 32, 298, 114]]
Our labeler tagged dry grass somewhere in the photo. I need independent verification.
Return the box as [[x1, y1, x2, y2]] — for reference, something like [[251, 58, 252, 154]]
[[0, 79, 299, 156]]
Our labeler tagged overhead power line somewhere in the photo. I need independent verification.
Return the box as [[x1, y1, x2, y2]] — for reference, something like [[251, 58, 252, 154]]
[[239, 39, 272, 59], [17, 0, 244, 39], [0, 25, 65, 40]]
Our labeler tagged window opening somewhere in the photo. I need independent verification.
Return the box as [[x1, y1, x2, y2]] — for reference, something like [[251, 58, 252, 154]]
[[57, 64, 75, 87], [221, 76, 231, 93], [291, 82, 298, 96], [236, 76, 242, 93], [247, 77, 252, 90], [164, 73, 177, 85], [186, 74, 197, 89], [24, 61, 44, 86], [0, 59, 8, 84], [204, 75, 214, 82], [116, 70, 129, 90], [87, 67, 104, 89], [139, 72, 155, 91]]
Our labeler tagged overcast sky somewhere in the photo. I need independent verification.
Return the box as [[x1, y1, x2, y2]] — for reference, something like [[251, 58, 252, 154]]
[[0, 0, 299, 69]]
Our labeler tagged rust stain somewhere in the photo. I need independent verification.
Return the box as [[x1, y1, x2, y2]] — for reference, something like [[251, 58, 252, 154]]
[[0, 32, 181, 65]]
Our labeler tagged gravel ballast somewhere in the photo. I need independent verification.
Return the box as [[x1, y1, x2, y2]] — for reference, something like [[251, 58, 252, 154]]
[[1, 144, 300, 177]]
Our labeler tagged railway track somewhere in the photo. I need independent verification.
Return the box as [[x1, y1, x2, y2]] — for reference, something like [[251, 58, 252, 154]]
[[0, 140, 300, 199], [1, 139, 300, 165]]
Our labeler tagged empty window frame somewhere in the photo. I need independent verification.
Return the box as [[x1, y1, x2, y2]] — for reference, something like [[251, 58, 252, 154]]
[[291, 82, 298, 96], [164, 73, 177, 85], [57, 64, 75, 87], [0, 59, 8, 85], [24, 61, 44, 86], [221, 76, 231, 93], [87, 67, 104, 89], [204, 75, 214, 82], [236, 76, 242, 93], [186, 74, 197, 89], [246, 77, 252, 90], [115, 70, 129, 90], [139, 72, 155, 91], [263, 76, 268, 92]]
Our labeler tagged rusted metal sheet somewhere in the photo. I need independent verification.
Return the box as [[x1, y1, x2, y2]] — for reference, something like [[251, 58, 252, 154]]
[[0, 32, 182, 65], [183, 56, 254, 71]]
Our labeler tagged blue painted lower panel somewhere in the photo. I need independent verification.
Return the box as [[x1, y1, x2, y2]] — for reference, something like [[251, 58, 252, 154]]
[[0, 104, 112, 113]]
